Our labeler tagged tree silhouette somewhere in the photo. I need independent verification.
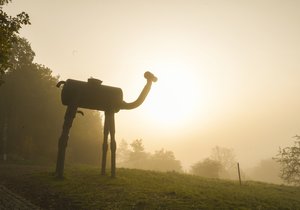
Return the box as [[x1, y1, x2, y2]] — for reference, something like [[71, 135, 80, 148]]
[[118, 139, 182, 172], [190, 158, 223, 178], [0, 0, 30, 84], [274, 136, 300, 185]]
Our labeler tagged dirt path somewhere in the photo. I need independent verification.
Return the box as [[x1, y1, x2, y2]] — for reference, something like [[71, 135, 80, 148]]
[[0, 185, 41, 210]]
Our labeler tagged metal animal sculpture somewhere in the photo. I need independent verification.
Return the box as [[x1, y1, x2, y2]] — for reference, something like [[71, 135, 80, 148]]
[[55, 71, 157, 178]]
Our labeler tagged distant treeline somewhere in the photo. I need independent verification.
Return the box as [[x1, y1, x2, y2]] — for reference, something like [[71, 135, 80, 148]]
[[117, 139, 183, 172], [0, 37, 102, 164]]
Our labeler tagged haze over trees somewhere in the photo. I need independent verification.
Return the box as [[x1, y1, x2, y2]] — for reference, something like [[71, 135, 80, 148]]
[[210, 146, 237, 179], [247, 158, 282, 184], [190, 146, 238, 179], [190, 158, 223, 178], [117, 139, 182, 172]]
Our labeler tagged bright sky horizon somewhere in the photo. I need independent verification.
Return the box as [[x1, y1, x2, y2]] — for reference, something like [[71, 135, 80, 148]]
[[5, 0, 300, 170]]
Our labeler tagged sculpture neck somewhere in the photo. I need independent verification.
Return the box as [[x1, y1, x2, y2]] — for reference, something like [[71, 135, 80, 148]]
[[120, 80, 152, 110]]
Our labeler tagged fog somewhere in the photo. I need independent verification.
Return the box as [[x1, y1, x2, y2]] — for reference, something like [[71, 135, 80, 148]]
[[3, 0, 300, 180]]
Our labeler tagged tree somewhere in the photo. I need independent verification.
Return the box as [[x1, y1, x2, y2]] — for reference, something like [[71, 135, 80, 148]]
[[0, 38, 50, 160], [0, 0, 30, 84], [274, 136, 300, 185], [148, 149, 182, 172], [118, 139, 182, 172], [124, 139, 149, 169], [190, 158, 223, 178], [210, 146, 236, 179], [0, 38, 103, 164], [130, 139, 145, 153]]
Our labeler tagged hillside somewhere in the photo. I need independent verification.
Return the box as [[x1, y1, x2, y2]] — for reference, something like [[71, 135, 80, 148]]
[[0, 164, 299, 210]]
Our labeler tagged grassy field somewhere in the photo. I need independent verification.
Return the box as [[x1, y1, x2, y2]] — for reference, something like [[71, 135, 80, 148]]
[[0, 164, 299, 210]]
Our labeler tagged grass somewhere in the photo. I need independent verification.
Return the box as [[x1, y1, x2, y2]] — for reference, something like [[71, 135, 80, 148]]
[[0, 163, 299, 210]]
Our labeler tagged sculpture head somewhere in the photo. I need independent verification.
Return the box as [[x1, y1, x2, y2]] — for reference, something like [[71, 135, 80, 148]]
[[144, 71, 157, 82]]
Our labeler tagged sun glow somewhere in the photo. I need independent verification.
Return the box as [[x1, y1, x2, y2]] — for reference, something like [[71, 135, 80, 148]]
[[142, 60, 200, 127]]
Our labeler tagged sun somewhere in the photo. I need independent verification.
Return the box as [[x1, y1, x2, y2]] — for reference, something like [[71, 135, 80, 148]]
[[142, 61, 200, 127]]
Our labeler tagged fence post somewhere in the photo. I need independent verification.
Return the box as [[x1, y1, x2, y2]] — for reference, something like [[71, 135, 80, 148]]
[[237, 162, 242, 186]]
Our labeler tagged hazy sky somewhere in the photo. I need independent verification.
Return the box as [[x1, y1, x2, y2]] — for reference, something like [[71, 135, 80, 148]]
[[5, 0, 300, 170]]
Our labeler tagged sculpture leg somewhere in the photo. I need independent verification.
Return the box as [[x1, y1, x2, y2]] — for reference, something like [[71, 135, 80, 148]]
[[101, 112, 109, 175], [55, 105, 77, 178], [109, 113, 116, 178]]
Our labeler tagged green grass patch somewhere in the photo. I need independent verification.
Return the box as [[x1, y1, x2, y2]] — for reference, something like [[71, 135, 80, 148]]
[[0, 164, 299, 209]]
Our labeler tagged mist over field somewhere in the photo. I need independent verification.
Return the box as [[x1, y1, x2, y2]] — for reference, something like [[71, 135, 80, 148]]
[[1, 1, 300, 209], [1, 0, 300, 194]]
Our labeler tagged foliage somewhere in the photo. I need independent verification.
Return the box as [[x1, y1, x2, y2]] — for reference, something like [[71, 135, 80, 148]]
[[0, 0, 30, 83], [130, 139, 145, 153], [190, 158, 223, 178], [0, 38, 102, 164], [118, 139, 182, 172], [120, 139, 149, 169], [274, 136, 300, 185], [1, 164, 300, 210], [149, 149, 182, 172]]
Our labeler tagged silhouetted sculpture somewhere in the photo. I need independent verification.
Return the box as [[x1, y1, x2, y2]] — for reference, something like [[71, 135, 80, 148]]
[[55, 71, 157, 178]]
